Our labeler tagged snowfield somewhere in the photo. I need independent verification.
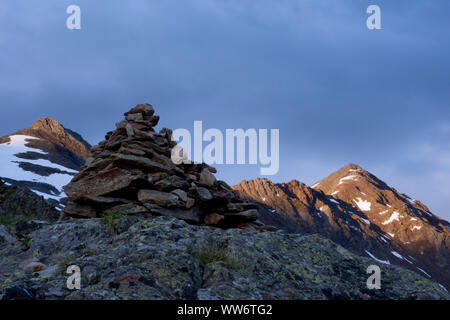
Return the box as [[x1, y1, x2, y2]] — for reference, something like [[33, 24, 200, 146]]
[[0, 135, 76, 200]]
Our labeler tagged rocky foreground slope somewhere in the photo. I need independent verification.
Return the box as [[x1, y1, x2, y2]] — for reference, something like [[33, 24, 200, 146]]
[[0, 215, 448, 300]]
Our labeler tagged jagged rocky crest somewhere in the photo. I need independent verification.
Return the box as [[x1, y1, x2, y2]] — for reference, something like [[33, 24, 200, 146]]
[[233, 164, 450, 291], [0, 117, 91, 203], [1, 117, 91, 170], [61, 104, 260, 229], [0, 179, 59, 222]]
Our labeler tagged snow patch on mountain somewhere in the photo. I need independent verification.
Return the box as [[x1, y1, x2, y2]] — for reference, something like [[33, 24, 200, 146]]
[[438, 284, 448, 293], [329, 198, 340, 205], [382, 211, 400, 225], [353, 198, 371, 211], [365, 250, 390, 265], [338, 175, 359, 185], [391, 251, 414, 264], [0, 135, 76, 200], [417, 267, 431, 278], [311, 182, 320, 188]]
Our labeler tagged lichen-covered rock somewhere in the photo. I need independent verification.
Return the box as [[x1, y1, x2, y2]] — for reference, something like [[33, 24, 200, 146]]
[[0, 225, 16, 244], [0, 215, 447, 300], [0, 180, 59, 222]]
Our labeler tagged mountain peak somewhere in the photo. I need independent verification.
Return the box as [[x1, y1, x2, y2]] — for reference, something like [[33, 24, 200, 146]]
[[233, 166, 450, 291], [331, 163, 367, 177], [13, 117, 92, 161], [29, 117, 64, 133], [341, 163, 365, 174], [0, 116, 92, 204], [310, 163, 385, 192]]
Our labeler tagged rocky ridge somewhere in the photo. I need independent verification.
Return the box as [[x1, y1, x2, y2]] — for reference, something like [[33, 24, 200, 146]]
[[0, 117, 91, 203], [233, 164, 450, 291], [0, 179, 59, 223], [61, 104, 260, 229]]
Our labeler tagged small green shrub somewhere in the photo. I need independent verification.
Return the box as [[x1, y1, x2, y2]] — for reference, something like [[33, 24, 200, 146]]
[[192, 242, 242, 271], [100, 210, 120, 233], [0, 215, 34, 226], [56, 254, 79, 274]]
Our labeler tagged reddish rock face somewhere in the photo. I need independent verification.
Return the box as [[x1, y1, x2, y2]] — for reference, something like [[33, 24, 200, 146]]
[[233, 164, 450, 291], [61, 104, 260, 229], [64, 167, 147, 199], [19, 117, 91, 161]]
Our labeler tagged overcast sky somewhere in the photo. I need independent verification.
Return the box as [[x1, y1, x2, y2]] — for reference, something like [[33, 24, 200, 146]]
[[0, 0, 449, 220]]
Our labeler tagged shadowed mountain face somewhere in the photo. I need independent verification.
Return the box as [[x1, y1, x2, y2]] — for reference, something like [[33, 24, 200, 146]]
[[15, 117, 91, 167], [0, 118, 91, 203], [0, 179, 59, 222], [233, 164, 450, 292]]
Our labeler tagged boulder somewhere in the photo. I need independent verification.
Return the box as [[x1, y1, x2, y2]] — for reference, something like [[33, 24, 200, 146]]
[[154, 175, 190, 191], [107, 203, 149, 216], [199, 168, 216, 187], [64, 167, 147, 199], [125, 113, 144, 122], [112, 154, 173, 173], [224, 209, 259, 221], [194, 187, 213, 203], [0, 226, 16, 244], [204, 213, 224, 225], [138, 190, 178, 208], [124, 103, 155, 117], [171, 189, 188, 202]]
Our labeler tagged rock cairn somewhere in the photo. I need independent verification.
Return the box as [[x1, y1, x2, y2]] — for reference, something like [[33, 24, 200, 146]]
[[61, 104, 259, 229]]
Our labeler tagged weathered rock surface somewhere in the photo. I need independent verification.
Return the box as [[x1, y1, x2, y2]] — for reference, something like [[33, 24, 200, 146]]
[[0, 179, 60, 222], [61, 104, 259, 229], [0, 215, 447, 300], [15, 117, 91, 162]]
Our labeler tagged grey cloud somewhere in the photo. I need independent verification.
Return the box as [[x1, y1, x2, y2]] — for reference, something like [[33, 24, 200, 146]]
[[0, 0, 449, 219]]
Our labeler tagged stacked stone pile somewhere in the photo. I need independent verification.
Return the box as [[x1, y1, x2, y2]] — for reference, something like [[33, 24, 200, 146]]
[[61, 104, 260, 228]]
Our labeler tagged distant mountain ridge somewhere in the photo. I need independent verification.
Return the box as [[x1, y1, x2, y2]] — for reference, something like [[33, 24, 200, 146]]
[[233, 164, 450, 292], [0, 117, 91, 204]]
